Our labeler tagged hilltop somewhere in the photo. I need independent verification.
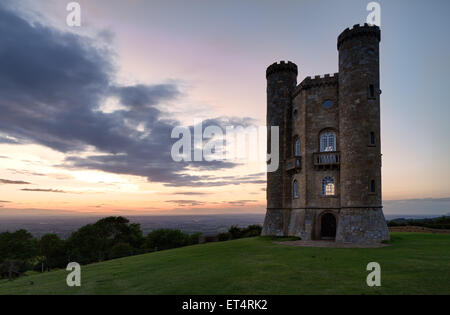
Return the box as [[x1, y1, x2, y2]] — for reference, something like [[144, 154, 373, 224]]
[[0, 233, 449, 295]]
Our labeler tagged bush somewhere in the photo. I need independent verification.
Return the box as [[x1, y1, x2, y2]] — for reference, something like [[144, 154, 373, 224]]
[[228, 226, 243, 239], [146, 229, 199, 252], [217, 232, 231, 241], [0, 259, 30, 280], [226, 225, 262, 240], [188, 232, 202, 245], [108, 242, 134, 259], [242, 225, 262, 237]]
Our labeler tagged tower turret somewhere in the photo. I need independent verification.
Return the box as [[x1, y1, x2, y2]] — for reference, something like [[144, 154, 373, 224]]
[[336, 24, 389, 242], [262, 61, 297, 236]]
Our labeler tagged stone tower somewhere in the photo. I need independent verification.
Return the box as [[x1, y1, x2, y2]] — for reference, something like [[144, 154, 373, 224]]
[[262, 24, 390, 243], [265, 61, 298, 236]]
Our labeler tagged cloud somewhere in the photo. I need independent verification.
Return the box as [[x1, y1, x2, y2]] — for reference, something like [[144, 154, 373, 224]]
[[173, 191, 212, 196], [7, 169, 45, 176], [0, 179, 31, 184], [0, 200, 11, 203], [7, 169, 74, 180], [165, 199, 260, 208], [0, 4, 246, 187], [165, 200, 206, 207], [89, 204, 106, 208], [0, 136, 19, 144], [20, 188, 67, 193], [162, 172, 266, 187], [226, 200, 258, 206]]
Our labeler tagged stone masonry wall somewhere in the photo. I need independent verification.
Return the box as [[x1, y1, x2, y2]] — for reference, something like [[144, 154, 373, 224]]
[[336, 208, 390, 243]]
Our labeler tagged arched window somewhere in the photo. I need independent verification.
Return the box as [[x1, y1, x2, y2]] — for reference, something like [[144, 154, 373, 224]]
[[294, 138, 301, 156], [320, 131, 336, 152], [293, 180, 299, 199], [322, 176, 335, 196]]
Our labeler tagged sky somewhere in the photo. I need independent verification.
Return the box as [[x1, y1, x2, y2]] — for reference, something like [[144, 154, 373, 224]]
[[0, 0, 449, 216]]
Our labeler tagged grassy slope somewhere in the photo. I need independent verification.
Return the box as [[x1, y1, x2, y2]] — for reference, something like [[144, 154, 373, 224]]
[[0, 232, 449, 295]]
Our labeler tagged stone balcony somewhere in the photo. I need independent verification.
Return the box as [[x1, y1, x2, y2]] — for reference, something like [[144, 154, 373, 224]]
[[313, 151, 340, 170], [286, 156, 302, 173]]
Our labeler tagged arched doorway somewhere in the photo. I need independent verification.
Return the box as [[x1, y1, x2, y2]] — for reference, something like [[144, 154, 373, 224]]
[[320, 213, 336, 240]]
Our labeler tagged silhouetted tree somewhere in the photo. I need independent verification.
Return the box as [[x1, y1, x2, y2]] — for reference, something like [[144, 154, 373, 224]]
[[66, 216, 145, 263], [108, 242, 134, 259], [0, 230, 37, 279], [39, 233, 66, 270]]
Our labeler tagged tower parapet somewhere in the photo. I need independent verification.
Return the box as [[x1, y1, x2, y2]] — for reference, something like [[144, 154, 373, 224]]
[[266, 61, 298, 79], [337, 23, 380, 50], [293, 73, 339, 96]]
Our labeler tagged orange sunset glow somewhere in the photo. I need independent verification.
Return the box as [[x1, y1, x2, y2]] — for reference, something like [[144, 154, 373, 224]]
[[1, 0, 449, 217]]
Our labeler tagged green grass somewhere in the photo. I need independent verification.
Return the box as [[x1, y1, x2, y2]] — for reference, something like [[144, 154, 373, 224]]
[[0, 232, 449, 294]]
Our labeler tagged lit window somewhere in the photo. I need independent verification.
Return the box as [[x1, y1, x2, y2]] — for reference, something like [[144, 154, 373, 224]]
[[320, 131, 336, 152], [293, 180, 299, 199], [294, 138, 301, 156], [322, 177, 335, 196]]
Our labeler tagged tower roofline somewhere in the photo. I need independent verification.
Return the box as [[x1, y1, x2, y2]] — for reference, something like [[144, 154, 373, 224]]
[[337, 23, 380, 50], [266, 61, 298, 79], [292, 73, 339, 97]]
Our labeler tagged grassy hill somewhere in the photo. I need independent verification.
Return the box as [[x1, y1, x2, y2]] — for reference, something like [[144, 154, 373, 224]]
[[0, 232, 449, 294]]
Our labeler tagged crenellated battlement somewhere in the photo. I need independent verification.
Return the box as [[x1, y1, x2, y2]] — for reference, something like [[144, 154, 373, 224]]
[[293, 73, 339, 95], [266, 61, 298, 79], [337, 23, 380, 50]]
